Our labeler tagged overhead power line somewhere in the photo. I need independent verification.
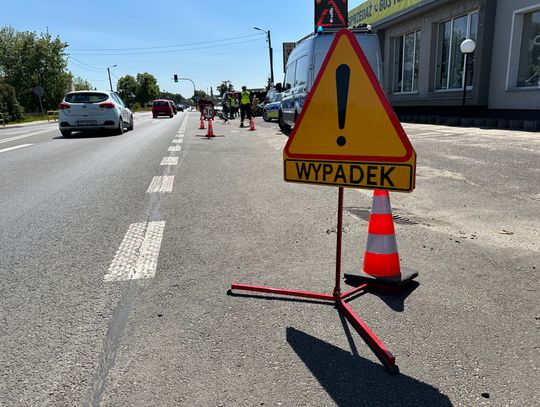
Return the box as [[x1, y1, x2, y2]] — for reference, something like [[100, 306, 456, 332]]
[[68, 32, 264, 52], [69, 38, 265, 56]]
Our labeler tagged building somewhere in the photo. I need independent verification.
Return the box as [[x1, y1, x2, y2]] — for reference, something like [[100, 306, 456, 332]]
[[349, 0, 540, 130]]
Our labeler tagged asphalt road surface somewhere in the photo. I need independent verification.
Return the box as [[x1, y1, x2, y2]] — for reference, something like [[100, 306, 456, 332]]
[[0, 112, 538, 406]]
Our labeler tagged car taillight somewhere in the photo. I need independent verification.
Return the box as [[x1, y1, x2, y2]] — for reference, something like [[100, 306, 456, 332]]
[[99, 102, 115, 109], [59, 102, 71, 109]]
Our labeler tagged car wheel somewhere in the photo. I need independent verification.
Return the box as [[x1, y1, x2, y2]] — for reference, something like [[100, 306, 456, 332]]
[[262, 111, 270, 122], [278, 111, 291, 134], [115, 118, 124, 135], [61, 130, 72, 138], [170, 114, 173, 118], [127, 115, 134, 131]]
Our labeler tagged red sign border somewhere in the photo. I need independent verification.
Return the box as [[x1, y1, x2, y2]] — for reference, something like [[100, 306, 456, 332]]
[[284, 29, 414, 163]]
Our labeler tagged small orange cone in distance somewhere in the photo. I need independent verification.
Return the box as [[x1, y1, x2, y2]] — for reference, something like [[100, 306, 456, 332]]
[[345, 190, 417, 286], [249, 117, 256, 131], [206, 119, 214, 137], [199, 116, 205, 129]]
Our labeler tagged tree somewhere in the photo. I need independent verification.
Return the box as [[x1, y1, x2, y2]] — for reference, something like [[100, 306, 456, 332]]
[[217, 80, 234, 96], [116, 75, 138, 107], [72, 76, 93, 91], [0, 80, 24, 120], [192, 89, 209, 105], [0, 26, 70, 112], [158, 90, 187, 104], [136, 72, 159, 106]]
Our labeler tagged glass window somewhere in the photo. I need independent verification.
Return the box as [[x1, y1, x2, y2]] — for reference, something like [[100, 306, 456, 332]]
[[284, 60, 296, 89], [294, 56, 308, 88], [517, 10, 540, 87], [436, 11, 479, 90], [65, 92, 108, 103], [393, 30, 421, 93]]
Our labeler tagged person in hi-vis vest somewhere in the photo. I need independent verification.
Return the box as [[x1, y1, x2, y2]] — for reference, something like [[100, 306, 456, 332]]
[[239, 86, 252, 127]]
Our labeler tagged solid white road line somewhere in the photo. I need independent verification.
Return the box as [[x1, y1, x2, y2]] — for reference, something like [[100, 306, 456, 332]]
[[147, 176, 174, 193], [168, 146, 182, 152], [0, 144, 35, 153], [0, 128, 53, 144], [104, 221, 166, 281], [160, 157, 179, 166]]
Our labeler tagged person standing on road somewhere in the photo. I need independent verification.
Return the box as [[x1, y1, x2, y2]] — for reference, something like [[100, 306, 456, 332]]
[[239, 86, 252, 127], [230, 93, 235, 119], [234, 97, 239, 117]]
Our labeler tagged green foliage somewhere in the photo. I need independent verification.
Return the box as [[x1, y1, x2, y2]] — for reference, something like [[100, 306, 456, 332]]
[[0, 26, 70, 112], [158, 90, 187, 104], [192, 90, 209, 103], [217, 80, 234, 96], [117, 75, 139, 107], [136, 72, 159, 106], [0, 81, 24, 121], [72, 76, 93, 91]]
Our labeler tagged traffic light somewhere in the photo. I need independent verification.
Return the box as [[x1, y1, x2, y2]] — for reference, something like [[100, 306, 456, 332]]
[[174, 74, 178, 82]]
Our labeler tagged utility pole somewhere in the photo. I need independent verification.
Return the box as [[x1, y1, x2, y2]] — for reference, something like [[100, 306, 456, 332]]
[[107, 64, 117, 92], [254, 27, 274, 85]]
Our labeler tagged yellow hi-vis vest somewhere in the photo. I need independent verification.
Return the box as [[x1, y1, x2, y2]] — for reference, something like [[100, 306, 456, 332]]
[[241, 91, 250, 105]]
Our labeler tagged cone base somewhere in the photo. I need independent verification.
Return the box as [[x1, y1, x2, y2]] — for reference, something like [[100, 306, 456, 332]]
[[344, 266, 417, 287]]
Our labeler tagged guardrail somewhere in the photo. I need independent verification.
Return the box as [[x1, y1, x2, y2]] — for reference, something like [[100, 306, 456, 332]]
[[47, 110, 59, 122], [0, 112, 8, 127]]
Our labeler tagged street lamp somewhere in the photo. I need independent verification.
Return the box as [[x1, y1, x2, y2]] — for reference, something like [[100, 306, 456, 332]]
[[107, 64, 117, 92], [254, 27, 274, 86], [460, 39, 476, 107], [178, 77, 197, 106]]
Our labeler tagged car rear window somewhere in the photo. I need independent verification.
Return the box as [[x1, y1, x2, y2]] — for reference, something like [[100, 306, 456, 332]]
[[153, 101, 169, 106], [65, 93, 108, 103]]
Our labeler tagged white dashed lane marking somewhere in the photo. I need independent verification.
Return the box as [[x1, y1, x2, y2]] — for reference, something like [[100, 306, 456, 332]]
[[168, 146, 182, 152], [0, 144, 35, 153], [160, 157, 179, 166], [172, 139, 183, 144], [147, 176, 174, 193], [104, 221, 166, 281]]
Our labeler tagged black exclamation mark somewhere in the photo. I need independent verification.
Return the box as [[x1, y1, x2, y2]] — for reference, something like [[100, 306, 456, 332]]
[[336, 64, 351, 147], [336, 64, 350, 147]]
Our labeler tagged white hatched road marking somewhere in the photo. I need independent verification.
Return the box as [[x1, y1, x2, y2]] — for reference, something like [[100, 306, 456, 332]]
[[0, 129, 52, 144], [0, 144, 35, 153], [147, 176, 174, 193], [104, 221, 166, 281], [160, 157, 179, 166], [168, 146, 182, 152], [172, 139, 183, 144]]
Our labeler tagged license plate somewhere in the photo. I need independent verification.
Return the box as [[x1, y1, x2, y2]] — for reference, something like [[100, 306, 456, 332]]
[[77, 120, 97, 126]]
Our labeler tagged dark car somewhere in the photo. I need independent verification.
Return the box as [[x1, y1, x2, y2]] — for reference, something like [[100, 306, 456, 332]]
[[168, 100, 177, 115], [152, 99, 174, 118], [176, 104, 185, 112]]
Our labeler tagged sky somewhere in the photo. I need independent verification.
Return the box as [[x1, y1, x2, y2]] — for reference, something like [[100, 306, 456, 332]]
[[3, 0, 365, 98]]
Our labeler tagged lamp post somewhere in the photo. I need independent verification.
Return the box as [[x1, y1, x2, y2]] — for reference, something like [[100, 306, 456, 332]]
[[107, 64, 117, 92], [460, 39, 476, 107], [178, 77, 196, 106], [254, 27, 274, 86]]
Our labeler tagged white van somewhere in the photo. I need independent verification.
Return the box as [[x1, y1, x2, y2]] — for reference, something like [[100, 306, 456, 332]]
[[277, 27, 382, 132]]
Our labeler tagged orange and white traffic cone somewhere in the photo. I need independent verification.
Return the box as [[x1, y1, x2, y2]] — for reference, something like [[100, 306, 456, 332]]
[[249, 117, 256, 131], [199, 116, 205, 129], [345, 190, 417, 286], [206, 119, 214, 137]]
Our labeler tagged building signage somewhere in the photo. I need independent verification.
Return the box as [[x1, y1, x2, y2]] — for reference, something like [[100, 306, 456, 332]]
[[283, 29, 416, 192], [315, 0, 348, 30], [349, 0, 423, 27], [282, 42, 296, 72]]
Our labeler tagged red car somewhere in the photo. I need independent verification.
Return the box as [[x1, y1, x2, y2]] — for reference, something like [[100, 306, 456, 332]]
[[152, 99, 174, 118]]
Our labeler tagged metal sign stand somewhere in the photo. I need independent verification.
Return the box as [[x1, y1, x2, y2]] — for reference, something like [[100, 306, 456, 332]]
[[228, 187, 398, 372]]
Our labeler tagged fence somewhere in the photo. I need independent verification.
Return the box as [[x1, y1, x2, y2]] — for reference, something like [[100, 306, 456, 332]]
[[47, 110, 59, 122]]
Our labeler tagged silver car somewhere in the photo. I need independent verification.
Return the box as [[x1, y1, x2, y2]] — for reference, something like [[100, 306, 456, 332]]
[[59, 90, 133, 137]]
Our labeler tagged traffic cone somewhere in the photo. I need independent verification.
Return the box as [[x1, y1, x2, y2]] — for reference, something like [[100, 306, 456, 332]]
[[206, 119, 214, 137], [199, 116, 205, 129], [344, 190, 417, 286], [249, 117, 256, 131]]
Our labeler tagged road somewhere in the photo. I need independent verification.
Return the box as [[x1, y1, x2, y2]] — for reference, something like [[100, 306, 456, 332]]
[[0, 112, 538, 406]]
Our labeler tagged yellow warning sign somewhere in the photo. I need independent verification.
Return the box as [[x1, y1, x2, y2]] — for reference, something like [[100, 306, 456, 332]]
[[283, 29, 416, 192]]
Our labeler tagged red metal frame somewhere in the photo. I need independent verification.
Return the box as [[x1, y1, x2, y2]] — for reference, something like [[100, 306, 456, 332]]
[[229, 187, 398, 369]]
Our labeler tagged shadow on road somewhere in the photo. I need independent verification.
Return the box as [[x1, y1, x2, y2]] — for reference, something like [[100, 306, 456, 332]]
[[286, 327, 451, 407]]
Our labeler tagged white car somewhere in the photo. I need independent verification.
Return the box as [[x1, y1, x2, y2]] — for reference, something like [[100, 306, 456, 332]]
[[59, 90, 133, 137]]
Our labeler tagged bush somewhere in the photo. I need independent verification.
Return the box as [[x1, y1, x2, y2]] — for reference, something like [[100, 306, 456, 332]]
[[132, 102, 142, 111], [0, 81, 24, 121]]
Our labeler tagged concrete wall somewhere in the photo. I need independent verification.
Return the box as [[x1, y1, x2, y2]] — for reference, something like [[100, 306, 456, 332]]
[[489, 0, 540, 110]]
